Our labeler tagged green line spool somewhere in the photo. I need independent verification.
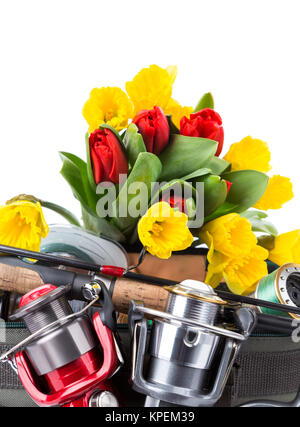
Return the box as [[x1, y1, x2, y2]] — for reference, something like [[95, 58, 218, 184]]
[[255, 263, 300, 319]]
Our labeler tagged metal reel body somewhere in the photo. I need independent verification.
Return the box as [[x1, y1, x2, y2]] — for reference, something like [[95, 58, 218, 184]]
[[129, 280, 256, 407]]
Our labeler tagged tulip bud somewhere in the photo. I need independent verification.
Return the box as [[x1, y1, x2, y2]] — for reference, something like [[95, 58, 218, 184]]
[[162, 194, 186, 213], [180, 108, 224, 157], [89, 128, 128, 184], [161, 194, 196, 220], [132, 106, 170, 155], [225, 180, 232, 195]]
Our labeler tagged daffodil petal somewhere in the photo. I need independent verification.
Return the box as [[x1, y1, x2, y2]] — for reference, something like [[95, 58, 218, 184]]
[[223, 136, 271, 172], [164, 98, 193, 129], [254, 175, 294, 210], [126, 65, 176, 115], [268, 229, 300, 265]]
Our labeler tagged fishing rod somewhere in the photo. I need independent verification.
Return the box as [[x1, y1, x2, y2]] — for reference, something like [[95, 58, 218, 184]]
[[0, 243, 300, 318]]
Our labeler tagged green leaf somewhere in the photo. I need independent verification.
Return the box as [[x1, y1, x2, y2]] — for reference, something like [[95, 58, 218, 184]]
[[123, 123, 146, 167], [159, 135, 218, 181], [205, 170, 269, 222], [194, 92, 214, 112], [151, 179, 197, 203], [181, 168, 212, 181], [241, 209, 268, 220], [111, 152, 162, 231], [241, 210, 278, 236], [207, 157, 231, 175], [81, 205, 126, 242], [197, 175, 228, 217], [59, 152, 99, 213], [85, 133, 96, 193], [249, 218, 278, 237]]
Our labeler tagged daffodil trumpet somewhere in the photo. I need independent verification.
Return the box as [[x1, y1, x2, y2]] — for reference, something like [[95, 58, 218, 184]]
[[0, 199, 49, 253]]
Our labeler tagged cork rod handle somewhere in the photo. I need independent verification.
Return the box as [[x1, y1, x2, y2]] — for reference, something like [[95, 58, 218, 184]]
[[0, 264, 44, 294], [112, 277, 169, 313], [0, 263, 169, 314]]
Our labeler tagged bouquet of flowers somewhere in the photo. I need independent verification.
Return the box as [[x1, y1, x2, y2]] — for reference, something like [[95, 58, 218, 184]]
[[6, 64, 298, 297]]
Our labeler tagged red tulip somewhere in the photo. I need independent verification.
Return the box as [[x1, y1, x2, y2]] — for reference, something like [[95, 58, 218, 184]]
[[132, 106, 170, 155], [162, 194, 186, 213], [89, 128, 128, 184], [180, 108, 224, 156], [225, 180, 232, 195]]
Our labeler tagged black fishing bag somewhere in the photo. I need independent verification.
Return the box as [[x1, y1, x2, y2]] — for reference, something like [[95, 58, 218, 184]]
[[1, 321, 300, 407]]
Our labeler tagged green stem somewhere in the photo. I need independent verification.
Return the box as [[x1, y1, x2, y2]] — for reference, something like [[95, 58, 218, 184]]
[[41, 201, 81, 227], [6, 194, 81, 227]]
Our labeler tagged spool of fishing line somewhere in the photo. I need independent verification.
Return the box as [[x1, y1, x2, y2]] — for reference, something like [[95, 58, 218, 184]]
[[255, 263, 300, 319]]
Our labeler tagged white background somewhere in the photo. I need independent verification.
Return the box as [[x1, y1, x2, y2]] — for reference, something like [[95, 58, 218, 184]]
[[0, 0, 299, 234]]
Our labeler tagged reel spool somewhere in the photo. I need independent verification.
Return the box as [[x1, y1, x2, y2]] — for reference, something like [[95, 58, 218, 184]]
[[129, 280, 256, 407], [3, 281, 122, 407], [40, 224, 128, 267], [41, 223, 128, 314], [255, 263, 300, 319]]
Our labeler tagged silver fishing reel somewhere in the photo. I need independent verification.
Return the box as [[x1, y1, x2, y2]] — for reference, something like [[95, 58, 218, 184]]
[[128, 280, 257, 407]]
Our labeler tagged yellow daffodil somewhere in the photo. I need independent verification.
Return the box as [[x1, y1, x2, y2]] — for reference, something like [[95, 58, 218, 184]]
[[200, 213, 257, 258], [137, 202, 193, 259], [164, 98, 193, 129], [205, 232, 269, 295], [0, 200, 49, 252], [82, 86, 133, 133], [254, 175, 294, 210], [201, 213, 268, 294], [126, 65, 192, 128], [222, 245, 269, 295], [268, 230, 300, 266], [126, 65, 177, 114], [223, 136, 271, 172]]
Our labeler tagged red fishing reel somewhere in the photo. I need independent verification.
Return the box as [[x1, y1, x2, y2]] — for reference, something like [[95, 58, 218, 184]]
[[7, 281, 122, 407]]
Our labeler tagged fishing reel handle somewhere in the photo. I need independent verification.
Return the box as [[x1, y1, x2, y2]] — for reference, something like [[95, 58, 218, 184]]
[[0, 257, 169, 314]]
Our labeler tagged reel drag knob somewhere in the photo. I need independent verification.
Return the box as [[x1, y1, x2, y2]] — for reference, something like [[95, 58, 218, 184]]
[[89, 390, 119, 407]]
